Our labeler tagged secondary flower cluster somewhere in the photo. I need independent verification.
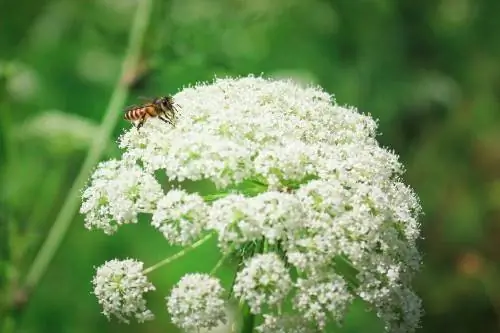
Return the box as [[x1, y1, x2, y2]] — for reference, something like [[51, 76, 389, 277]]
[[82, 76, 422, 333]]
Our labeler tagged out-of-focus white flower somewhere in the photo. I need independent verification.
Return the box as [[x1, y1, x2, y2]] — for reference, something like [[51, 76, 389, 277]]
[[80, 159, 164, 234], [166, 273, 227, 332], [5, 62, 39, 101], [233, 253, 292, 314], [82, 75, 423, 332], [92, 259, 155, 323], [151, 189, 208, 245]]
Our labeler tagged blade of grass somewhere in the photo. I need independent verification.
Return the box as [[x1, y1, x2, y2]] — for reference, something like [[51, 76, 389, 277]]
[[24, 0, 154, 292]]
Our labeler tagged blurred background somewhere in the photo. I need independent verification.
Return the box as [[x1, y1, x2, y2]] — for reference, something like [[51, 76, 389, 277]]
[[1, 0, 500, 332]]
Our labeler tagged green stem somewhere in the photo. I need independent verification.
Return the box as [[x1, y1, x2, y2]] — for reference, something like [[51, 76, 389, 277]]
[[239, 240, 266, 333], [210, 253, 228, 275], [333, 254, 360, 289], [263, 239, 269, 253], [241, 302, 255, 333], [24, 0, 154, 291], [204, 192, 231, 202], [143, 233, 213, 275]]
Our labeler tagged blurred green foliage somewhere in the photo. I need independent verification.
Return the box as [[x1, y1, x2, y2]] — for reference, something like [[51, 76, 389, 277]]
[[1, 0, 500, 332]]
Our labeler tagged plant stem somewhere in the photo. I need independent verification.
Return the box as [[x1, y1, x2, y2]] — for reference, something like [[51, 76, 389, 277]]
[[210, 253, 228, 275], [143, 233, 214, 275], [240, 240, 265, 333], [241, 302, 255, 333], [24, 0, 154, 292]]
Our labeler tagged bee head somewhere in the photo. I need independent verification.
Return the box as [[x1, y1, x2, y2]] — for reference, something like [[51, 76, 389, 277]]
[[157, 96, 172, 108]]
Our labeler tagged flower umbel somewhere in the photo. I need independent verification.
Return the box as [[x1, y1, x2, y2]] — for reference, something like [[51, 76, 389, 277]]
[[233, 253, 292, 314], [82, 75, 422, 332], [166, 273, 227, 332], [151, 189, 208, 245], [256, 314, 316, 333], [207, 191, 305, 251], [92, 259, 155, 323], [294, 273, 353, 329], [80, 159, 163, 234]]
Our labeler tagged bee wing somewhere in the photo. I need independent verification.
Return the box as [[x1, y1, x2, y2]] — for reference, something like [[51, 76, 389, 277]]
[[124, 104, 139, 112], [138, 96, 155, 102], [124, 103, 153, 112]]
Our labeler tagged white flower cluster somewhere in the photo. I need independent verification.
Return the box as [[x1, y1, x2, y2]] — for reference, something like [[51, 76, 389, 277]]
[[80, 159, 163, 234], [256, 314, 316, 333], [166, 273, 226, 332], [233, 253, 292, 314], [92, 259, 155, 323], [81, 76, 422, 332], [294, 274, 353, 329], [151, 189, 208, 245], [208, 191, 304, 251]]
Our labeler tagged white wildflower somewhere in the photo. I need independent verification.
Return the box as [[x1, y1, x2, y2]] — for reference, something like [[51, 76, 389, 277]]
[[358, 280, 422, 333], [151, 189, 208, 245], [233, 253, 292, 314], [284, 179, 350, 271], [294, 273, 352, 329], [387, 180, 422, 244], [256, 314, 316, 333], [118, 76, 382, 189], [81, 75, 422, 332], [253, 141, 321, 188], [80, 159, 163, 234], [207, 191, 305, 252], [166, 273, 227, 332], [92, 259, 155, 323]]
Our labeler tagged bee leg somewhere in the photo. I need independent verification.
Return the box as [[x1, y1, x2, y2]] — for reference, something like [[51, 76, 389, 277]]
[[136, 118, 146, 129], [164, 112, 175, 123], [158, 115, 173, 126], [174, 104, 181, 115], [170, 109, 179, 121]]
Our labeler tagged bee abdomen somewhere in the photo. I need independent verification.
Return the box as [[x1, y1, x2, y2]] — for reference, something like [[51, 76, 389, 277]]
[[124, 108, 144, 120]]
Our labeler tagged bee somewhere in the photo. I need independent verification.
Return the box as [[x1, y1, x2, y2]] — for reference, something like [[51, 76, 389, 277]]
[[124, 96, 179, 129]]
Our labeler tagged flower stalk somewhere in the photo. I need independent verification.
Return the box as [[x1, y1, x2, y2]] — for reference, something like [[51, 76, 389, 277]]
[[24, 0, 154, 292], [143, 233, 213, 275]]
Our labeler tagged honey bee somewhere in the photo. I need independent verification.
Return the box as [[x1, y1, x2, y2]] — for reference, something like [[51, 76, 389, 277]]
[[124, 96, 179, 129]]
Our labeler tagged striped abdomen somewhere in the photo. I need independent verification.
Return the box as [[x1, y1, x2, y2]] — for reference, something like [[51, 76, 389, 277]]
[[124, 105, 158, 121]]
